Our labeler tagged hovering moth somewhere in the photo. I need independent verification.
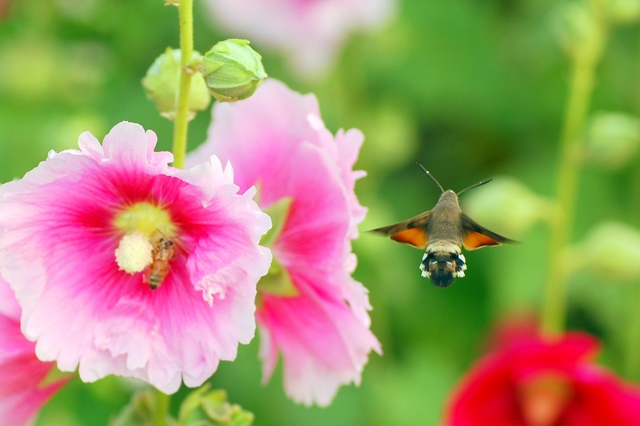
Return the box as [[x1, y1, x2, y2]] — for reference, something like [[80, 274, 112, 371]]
[[372, 164, 515, 287]]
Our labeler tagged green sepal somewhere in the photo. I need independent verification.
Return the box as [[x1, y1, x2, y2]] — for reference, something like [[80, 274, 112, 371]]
[[110, 390, 176, 426], [256, 196, 298, 297], [257, 258, 298, 297], [178, 384, 254, 426], [261, 197, 293, 248], [39, 366, 75, 388]]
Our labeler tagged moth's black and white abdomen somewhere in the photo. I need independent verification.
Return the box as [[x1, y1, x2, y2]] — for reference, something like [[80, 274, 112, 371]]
[[420, 249, 467, 288]]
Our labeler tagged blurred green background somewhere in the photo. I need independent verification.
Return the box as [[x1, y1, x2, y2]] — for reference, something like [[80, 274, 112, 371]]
[[2, 0, 640, 425]]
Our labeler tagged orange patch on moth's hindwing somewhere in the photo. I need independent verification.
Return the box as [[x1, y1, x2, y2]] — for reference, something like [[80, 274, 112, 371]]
[[390, 228, 428, 249], [463, 231, 500, 250]]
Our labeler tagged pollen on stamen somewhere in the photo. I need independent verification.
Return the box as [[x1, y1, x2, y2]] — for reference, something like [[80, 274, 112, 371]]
[[115, 232, 154, 274]]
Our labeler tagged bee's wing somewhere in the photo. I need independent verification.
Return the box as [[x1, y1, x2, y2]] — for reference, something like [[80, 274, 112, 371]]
[[461, 213, 516, 250], [370, 211, 431, 249]]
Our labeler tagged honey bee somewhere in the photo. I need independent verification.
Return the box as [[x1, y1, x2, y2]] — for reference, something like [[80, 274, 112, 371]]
[[144, 237, 176, 290]]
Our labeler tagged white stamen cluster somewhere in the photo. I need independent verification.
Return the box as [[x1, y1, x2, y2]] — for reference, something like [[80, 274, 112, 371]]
[[115, 232, 154, 274]]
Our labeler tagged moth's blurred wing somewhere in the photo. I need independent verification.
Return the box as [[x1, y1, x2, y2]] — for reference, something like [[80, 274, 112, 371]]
[[370, 211, 431, 249], [461, 213, 516, 250]]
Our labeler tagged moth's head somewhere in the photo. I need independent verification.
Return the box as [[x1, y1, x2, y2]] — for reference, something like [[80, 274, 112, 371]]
[[438, 190, 458, 203]]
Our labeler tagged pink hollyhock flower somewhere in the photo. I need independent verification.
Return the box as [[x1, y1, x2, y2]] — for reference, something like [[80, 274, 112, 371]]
[[202, 0, 395, 76], [0, 277, 68, 426], [187, 79, 381, 406], [0, 121, 272, 394], [446, 332, 640, 426]]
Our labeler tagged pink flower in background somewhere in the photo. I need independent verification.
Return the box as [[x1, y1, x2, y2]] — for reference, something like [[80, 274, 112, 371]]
[[203, 0, 395, 76], [446, 332, 640, 426], [0, 278, 68, 426], [188, 79, 381, 406], [0, 122, 272, 394]]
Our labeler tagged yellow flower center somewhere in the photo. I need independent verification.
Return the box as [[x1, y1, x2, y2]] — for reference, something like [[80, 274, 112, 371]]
[[113, 202, 176, 237]]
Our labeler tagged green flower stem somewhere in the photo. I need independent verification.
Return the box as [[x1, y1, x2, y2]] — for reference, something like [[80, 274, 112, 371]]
[[541, 28, 607, 336], [153, 389, 170, 426], [172, 0, 194, 169], [625, 284, 640, 380]]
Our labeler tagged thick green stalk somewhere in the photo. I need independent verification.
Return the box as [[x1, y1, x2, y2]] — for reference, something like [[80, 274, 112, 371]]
[[172, 0, 194, 169], [541, 26, 606, 336], [625, 284, 640, 380]]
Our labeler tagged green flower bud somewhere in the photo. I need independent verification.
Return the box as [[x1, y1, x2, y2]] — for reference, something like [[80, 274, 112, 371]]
[[462, 177, 551, 236], [142, 48, 210, 120], [585, 112, 640, 169], [568, 222, 640, 282], [202, 39, 267, 102]]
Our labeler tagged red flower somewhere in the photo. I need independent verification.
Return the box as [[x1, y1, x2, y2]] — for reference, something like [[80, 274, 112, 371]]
[[446, 332, 640, 426]]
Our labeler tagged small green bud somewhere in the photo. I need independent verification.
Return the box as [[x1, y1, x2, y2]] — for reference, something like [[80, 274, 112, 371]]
[[605, 0, 640, 24], [585, 112, 640, 169], [462, 177, 550, 236], [202, 39, 267, 102], [554, 3, 604, 61], [568, 222, 640, 282], [142, 48, 210, 120]]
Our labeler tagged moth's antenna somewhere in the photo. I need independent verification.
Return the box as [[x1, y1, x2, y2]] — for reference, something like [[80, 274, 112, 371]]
[[417, 163, 445, 194], [457, 178, 492, 196]]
